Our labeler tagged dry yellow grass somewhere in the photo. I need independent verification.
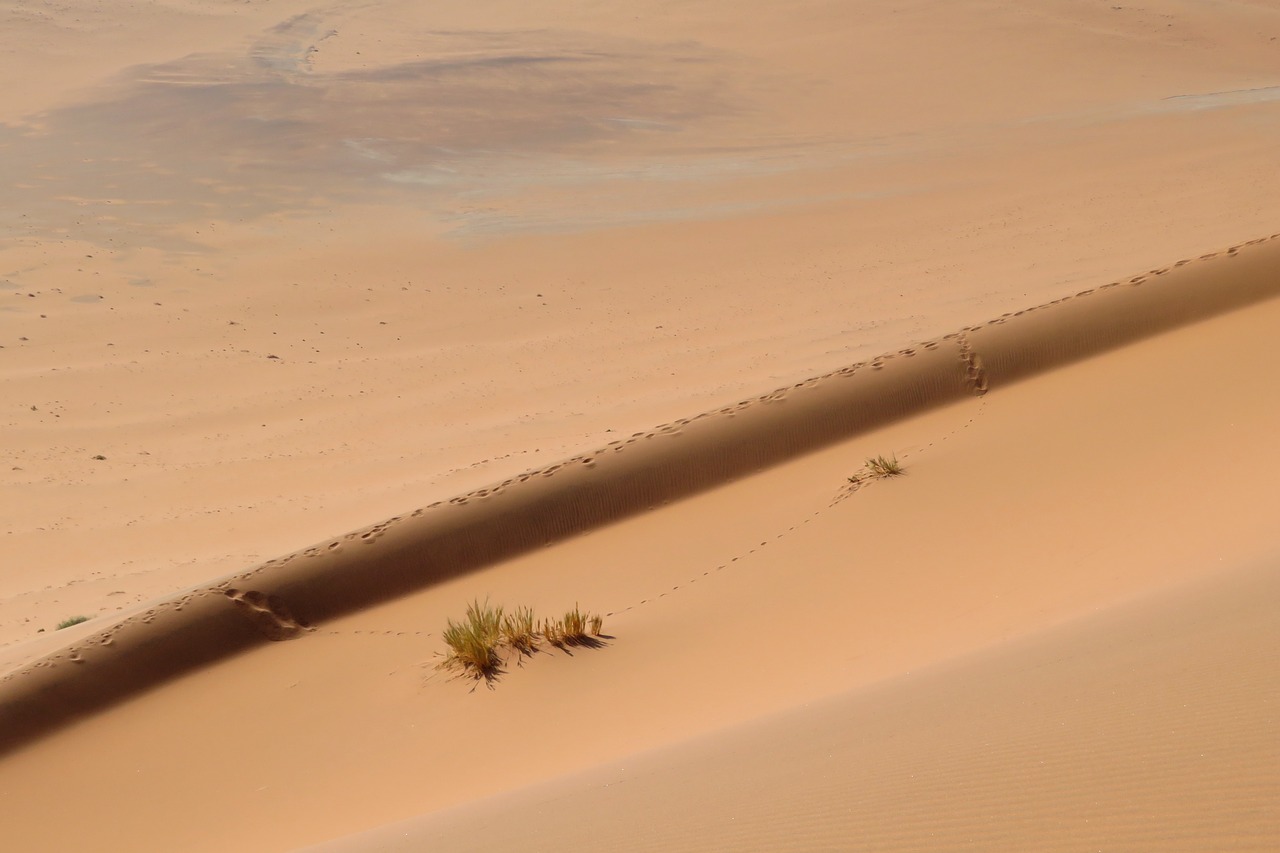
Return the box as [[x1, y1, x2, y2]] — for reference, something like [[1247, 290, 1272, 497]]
[[864, 454, 903, 478], [439, 599, 504, 680], [441, 602, 606, 676], [500, 606, 540, 656]]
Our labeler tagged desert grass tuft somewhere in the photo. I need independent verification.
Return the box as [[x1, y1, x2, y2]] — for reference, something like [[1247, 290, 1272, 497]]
[[540, 617, 564, 647], [864, 454, 904, 478], [501, 606, 540, 656], [442, 601, 608, 682], [553, 604, 604, 645], [56, 615, 90, 630], [562, 604, 588, 642], [440, 599, 504, 679]]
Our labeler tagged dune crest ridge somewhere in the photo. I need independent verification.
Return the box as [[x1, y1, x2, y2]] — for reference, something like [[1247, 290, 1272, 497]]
[[2, 233, 1280, 755]]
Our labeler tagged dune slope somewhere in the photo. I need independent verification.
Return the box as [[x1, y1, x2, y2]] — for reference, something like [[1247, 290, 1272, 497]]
[[312, 557, 1280, 853], [1, 242, 1279, 850], [5, 0, 1280, 668], [4, 236, 1279, 747], [4, 1, 1280, 850]]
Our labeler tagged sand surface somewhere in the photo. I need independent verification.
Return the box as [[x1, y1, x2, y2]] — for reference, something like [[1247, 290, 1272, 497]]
[[2, 1, 1279, 850]]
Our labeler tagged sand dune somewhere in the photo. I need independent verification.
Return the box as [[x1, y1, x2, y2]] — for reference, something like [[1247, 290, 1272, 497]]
[[3, 242, 1280, 850], [311, 558, 1280, 852], [3, 0, 1280, 850], [6, 0, 1280, 664], [5, 236, 1279, 747]]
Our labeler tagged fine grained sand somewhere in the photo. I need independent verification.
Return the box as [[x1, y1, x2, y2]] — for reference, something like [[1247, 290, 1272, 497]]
[[310, 557, 1280, 853], [2, 0, 1280, 850]]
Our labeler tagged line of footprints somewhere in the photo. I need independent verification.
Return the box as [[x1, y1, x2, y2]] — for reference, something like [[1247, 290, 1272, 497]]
[[605, 393, 989, 619]]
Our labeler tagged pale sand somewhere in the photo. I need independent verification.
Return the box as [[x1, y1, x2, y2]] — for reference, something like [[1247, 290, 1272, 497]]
[[311, 557, 1280, 853], [3, 0, 1280, 850]]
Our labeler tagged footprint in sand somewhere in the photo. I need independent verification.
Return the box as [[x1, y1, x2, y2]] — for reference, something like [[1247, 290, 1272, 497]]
[[224, 589, 311, 641]]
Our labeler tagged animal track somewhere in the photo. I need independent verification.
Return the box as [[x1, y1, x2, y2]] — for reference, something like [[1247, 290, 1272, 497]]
[[957, 333, 989, 396], [224, 589, 311, 641], [609, 388, 989, 617], [322, 629, 430, 638]]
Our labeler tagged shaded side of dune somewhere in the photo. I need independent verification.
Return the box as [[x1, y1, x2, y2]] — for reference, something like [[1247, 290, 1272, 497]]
[[2, 234, 1278, 755]]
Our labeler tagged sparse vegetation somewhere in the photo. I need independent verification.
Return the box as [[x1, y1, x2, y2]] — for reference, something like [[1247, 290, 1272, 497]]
[[500, 606, 540, 656], [558, 604, 592, 644], [865, 454, 903, 477], [440, 599, 504, 679], [541, 616, 565, 648], [56, 615, 90, 630], [844, 454, 905, 493], [439, 600, 606, 681], [540, 605, 606, 649]]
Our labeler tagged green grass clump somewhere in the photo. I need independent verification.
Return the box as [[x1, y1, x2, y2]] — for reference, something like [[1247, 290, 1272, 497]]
[[56, 615, 90, 630], [864, 454, 903, 478], [441, 599, 504, 680], [501, 606, 540, 656]]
